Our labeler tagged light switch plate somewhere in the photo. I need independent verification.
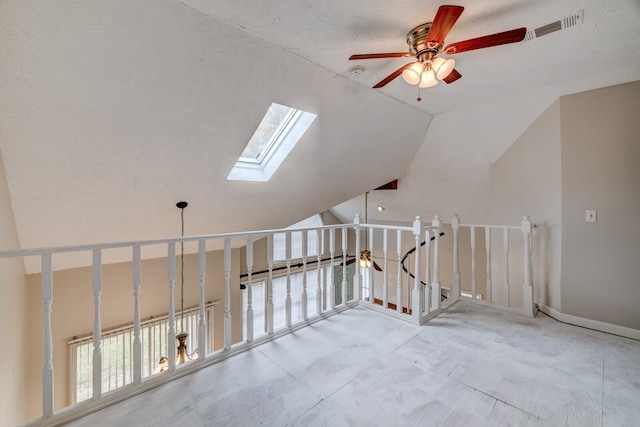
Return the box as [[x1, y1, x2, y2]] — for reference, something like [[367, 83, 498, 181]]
[[586, 209, 597, 222]]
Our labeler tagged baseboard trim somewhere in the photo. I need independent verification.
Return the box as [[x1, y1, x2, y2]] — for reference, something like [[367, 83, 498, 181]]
[[537, 304, 640, 341]]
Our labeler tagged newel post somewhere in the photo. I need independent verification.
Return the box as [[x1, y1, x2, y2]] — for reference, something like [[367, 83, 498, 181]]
[[521, 216, 535, 317], [431, 215, 441, 311], [411, 216, 423, 323], [451, 214, 460, 301]]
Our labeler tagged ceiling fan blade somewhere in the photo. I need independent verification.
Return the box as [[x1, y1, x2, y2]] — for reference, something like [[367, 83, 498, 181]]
[[372, 62, 412, 88], [425, 5, 465, 46], [349, 53, 413, 60], [444, 27, 527, 54], [443, 68, 462, 84]]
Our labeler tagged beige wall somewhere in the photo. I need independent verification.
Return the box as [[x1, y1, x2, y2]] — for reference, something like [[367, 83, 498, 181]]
[[0, 152, 28, 425], [25, 247, 241, 420], [560, 81, 640, 329], [490, 99, 563, 309], [489, 80, 640, 330]]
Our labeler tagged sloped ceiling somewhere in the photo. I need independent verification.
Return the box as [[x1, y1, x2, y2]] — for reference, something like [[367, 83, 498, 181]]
[[0, 1, 429, 271], [1, 0, 640, 272]]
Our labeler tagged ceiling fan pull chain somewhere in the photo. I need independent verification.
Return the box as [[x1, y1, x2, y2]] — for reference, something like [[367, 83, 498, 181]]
[[417, 86, 422, 102]]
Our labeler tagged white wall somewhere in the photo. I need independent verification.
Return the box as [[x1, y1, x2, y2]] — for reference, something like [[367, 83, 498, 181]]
[[0, 151, 28, 426], [560, 81, 640, 330], [489, 80, 640, 330], [490, 99, 563, 310]]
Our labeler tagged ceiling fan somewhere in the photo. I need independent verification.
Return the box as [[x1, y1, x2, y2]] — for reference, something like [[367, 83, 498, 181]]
[[349, 5, 526, 100]]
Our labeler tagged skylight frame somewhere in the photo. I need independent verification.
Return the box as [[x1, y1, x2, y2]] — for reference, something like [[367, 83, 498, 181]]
[[227, 103, 316, 182], [238, 106, 298, 165]]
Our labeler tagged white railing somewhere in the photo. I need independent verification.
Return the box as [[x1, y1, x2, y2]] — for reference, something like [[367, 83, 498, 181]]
[[357, 215, 443, 324], [1, 213, 532, 426], [68, 302, 215, 404], [450, 215, 534, 316]]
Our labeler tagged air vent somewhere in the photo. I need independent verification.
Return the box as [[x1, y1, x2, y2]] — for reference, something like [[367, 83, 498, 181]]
[[563, 10, 584, 28], [525, 10, 584, 41]]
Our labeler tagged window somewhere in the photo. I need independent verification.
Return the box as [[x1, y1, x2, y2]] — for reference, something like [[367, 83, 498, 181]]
[[227, 102, 316, 182], [69, 303, 215, 404], [273, 214, 324, 262], [242, 267, 329, 336]]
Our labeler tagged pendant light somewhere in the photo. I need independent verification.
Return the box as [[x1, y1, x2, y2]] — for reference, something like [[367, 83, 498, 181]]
[[154, 201, 197, 373], [360, 192, 372, 268], [176, 201, 197, 364]]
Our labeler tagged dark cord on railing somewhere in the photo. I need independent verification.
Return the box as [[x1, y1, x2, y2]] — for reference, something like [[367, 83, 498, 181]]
[[400, 232, 447, 299], [239, 232, 446, 299], [239, 255, 356, 285]]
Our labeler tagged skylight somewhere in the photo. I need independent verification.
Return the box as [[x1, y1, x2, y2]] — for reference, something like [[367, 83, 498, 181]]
[[227, 103, 316, 182]]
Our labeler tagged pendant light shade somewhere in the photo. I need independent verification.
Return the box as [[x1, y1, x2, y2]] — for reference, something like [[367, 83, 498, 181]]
[[419, 68, 438, 88], [401, 61, 424, 85], [431, 57, 455, 80]]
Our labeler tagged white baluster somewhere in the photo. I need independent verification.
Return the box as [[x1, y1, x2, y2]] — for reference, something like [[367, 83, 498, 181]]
[[285, 232, 292, 327], [41, 253, 54, 419], [267, 234, 274, 334], [412, 216, 423, 323], [224, 238, 232, 350], [353, 215, 361, 302], [246, 236, 254, 342], [452, 214, 461, 300], [405, 259, 409, 311], [92, 249, 102, 399], [368, 226, 374, 304], [503, 228, 510, 308], [396, 231, 403, 314], [301, 230, 308, 321], [341, 226, 348, 305], [485, 227, 492, 304], [198, 240, 206, 357], [167, 243, 176, 371], [471, 226, 477, 300], [316, 229, 322, 314], [132, 245, 142, 384], [431, 216, 441, 312], [382, 228, 388, 309], [522, 216, 534, 316], [424, 229, 431, 313], [329, 228, 336, 310]]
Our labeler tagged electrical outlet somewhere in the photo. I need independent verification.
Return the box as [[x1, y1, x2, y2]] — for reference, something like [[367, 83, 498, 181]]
[[585, 210, 597, 222]]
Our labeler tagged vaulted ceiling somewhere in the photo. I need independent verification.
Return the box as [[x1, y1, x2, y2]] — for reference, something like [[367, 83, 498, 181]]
[[1, 0, 639, 271]]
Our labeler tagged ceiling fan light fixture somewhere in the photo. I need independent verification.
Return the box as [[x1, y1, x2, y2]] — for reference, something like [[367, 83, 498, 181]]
[[432, 57, 455, 80], [418, 68, 438, 88], [401, 61, 424, 85]]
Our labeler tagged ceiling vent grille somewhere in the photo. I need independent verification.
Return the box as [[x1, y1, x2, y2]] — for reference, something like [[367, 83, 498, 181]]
[[524, 10, 584, 41]]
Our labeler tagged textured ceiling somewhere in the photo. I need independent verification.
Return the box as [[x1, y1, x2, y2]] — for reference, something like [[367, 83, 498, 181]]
[[1, 0, 639, 272]]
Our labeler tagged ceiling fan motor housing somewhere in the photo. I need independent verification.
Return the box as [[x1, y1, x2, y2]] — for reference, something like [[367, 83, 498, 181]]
[[406, 22, 442, 56]]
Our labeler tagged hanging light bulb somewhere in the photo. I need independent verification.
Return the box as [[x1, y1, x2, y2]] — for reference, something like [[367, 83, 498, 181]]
[[419, 68, 438, 88], [401, 61, 424, 85], [431, 57, 455, 80], [360, 249, 372, 268]]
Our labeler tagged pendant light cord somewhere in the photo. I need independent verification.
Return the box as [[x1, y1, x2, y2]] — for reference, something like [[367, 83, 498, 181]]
[[180, 206, 185, 334], [365, 192, 368, 249]]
